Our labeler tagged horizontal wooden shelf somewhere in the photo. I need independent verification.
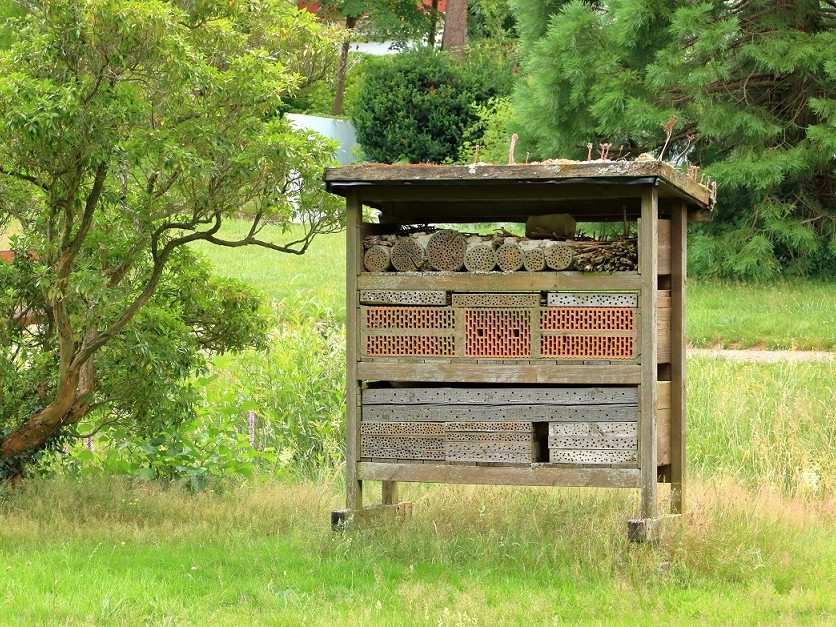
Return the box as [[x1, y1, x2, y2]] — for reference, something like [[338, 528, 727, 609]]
[[356, 362, 641, 384], [357, 461, 641, 488], [356, 272, 642, 292]]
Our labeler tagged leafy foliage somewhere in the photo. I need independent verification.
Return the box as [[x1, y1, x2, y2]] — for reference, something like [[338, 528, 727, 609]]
[[0, 0, 344, 477], [511, 1, 836, 278], [351, 47, 515, 163]]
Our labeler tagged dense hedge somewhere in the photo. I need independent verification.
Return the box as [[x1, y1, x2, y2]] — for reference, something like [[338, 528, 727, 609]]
[[351, 48, 514, 164]]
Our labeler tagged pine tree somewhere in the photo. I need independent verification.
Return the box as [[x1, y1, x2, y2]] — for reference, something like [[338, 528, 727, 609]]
[[511, 1, 836, 278]]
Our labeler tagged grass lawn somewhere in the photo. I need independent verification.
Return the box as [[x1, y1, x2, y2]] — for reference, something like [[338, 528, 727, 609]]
[[2, 477, 835, 625]]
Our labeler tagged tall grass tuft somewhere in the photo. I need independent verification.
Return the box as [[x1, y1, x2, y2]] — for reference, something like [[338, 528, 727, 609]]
[[688, 357, 836, 496]]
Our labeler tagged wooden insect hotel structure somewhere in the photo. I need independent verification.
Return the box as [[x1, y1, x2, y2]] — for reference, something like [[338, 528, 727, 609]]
[[324, 161, 714, 538]]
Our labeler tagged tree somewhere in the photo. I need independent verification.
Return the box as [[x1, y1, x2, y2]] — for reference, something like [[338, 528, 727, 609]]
[[511, 1, 836, 278], [0, 0, 345, 480], [442, 0, 468, 54]]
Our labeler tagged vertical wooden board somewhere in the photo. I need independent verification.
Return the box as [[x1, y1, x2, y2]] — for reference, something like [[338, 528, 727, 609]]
[[639, 187, 659, 519], [657, 306, 671, 363], [346, 191, 363, 510], [657, 219, 671, 276], [670, 201, 688, 513]]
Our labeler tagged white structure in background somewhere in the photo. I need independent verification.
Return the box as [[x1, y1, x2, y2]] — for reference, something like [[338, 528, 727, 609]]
[[287, 113, 360, 165]]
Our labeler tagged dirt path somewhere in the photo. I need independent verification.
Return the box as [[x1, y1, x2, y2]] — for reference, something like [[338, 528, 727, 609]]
[[687, 348, 835, 363]]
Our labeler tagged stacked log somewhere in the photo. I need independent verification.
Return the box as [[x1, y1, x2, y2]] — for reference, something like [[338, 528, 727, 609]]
[[361, 229, 637, 273]]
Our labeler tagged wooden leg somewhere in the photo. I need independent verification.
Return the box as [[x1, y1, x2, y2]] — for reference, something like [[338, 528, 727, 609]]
[[347, 478, 363, 510], [381, 480, 398, 505]]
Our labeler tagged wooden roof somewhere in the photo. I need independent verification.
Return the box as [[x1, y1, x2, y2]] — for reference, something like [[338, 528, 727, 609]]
[[324, 161, 713, 223]]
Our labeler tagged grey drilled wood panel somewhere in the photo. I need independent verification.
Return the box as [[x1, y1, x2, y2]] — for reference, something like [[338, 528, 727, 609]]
[[359, 422, 445, 436], [546, 292, 638, 307], [362, 386, 638, 406], [445, 421, 535, 433], [362, 403, 638, 423], [360, 290, 447, 305], [549, 449, 637, 464], [548, 435, 637, 450], [445, 431, 534, 443], [360, 435, 444, 460], [451, 293, 540, 308], [548, 422, 636, 437], [445, 441, 535, 463]]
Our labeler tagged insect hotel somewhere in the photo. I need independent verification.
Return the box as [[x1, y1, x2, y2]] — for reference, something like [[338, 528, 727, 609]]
[[324, 161, 713, 538]]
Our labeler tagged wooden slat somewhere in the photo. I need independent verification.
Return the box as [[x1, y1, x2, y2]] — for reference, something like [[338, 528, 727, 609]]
[[359, 422, 445, 436], [357, 462, 642, 488], [549, 450, 637, 464], [358, 272, 642, 293], [357, 362, 642, 384], [657, 219, 671, 275], [360, 290, 447, 305], [670, 201, 688, 513], [445, 421, 534, 432], [658, 306, 671, 363], [445, 431, 534, 442], [444, 441, 536, 463], [548, 422, 636, 437], [639, 188, 659, 519], [548, 435, 637, 449], [546, 292, 638, 308], [362, 404, 638, 423], [346, 191, 363, 510], [363, 386, 638, 406], [360, 436, 444, 460], [451, 293, 540, 308]]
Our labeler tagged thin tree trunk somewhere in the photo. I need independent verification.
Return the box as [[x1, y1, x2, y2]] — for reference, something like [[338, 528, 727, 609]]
[[441, 0, 467, 56], [427, 0, 440, 47], [332, 15, 357, 116]]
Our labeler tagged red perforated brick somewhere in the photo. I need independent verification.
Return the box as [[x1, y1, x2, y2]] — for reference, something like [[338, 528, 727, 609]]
[[541, 335, 634, 359], [365, 335, 456, 357], [365, 307, 455, 330], [464, 308, 530, 358], [540, 307, 634, 332]]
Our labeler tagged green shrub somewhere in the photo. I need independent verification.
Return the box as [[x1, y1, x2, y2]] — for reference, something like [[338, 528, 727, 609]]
[[351, 48, 515, 163]]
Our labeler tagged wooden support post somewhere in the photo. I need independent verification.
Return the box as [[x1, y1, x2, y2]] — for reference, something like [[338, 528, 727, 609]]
[[381, 481, 398, 505], [639, 187, 659, 521], [332, 502, 413, 530], [627, 514, 684, 543], [346, 191, 363, 510], [670, 201, 688, 513]]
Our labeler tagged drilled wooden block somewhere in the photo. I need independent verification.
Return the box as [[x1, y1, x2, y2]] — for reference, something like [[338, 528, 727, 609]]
[[362, 387, 639, 406], [544, 242, 575, 270], [463, 244, 497, 272], [548, 422, 636, 437], [426, 229, 467, 271], [546, 292, 638, 308], [444, 421, 535, 433], [548, 435, 637, 450], [549, 449, 637, 464], [451, 293, 540, 308], [444, 441, 535, 463], [495, 242, 524, 272], [391, 237, 426, 272], [361, 435, 444, 460], [445, 431, 534, 443], [360, 290, 447, 306], [360, 422, 445, 436]]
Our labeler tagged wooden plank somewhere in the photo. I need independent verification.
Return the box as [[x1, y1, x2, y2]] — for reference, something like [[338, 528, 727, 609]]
[[361, 404, 638, 423], [363, 386, 638, 406], [357, 362, 642, 384], [359, 290, 447, 305], [548, 435, 637, 450], [657, 219, 671, 275], [444, 441, 536, 463], [357, 461, 642, 488], [548, 422, 636, 437], [657, 290, 672, 309], [445, 431, 534, 442], [639, 187, 659, 519], [549, 449, 637, 464], [346, 190, 362, 510], [451, 293, 540, 308], [359, 422, 445, 436], [657, 406, 671, 466], [360, 436, 444, 460], [546, 292, 638, 308], [323, 162, 712, 207], [358, 272, 642, 293], [445, 421, 535, 432], [658, 306, 671, 363], [670, 201, 688, 513]]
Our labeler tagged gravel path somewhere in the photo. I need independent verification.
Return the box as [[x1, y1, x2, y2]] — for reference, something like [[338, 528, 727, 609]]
[[687, 348, 835, 363]]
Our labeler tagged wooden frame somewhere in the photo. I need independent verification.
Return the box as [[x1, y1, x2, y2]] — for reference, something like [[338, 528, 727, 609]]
[[325, 162, 711, 533]]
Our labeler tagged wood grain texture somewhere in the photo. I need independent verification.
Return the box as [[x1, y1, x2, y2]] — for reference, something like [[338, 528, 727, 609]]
[[361, 404, 637, 423], [358, 272, 642, 293], [549, 449, 637, 464], [670, 200, 688, 513], [345, 191, 363, 510], [357, 462, 642, 487], [357, 362, 642, 384]]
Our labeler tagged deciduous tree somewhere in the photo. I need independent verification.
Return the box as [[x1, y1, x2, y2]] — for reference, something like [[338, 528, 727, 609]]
[[0, 0, 344, 479]]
